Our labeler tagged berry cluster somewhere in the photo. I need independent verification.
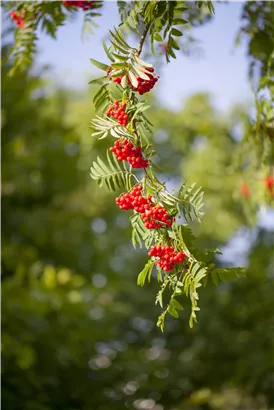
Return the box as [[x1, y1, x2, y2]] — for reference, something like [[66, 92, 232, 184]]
[[130, 67, 159, 95], [10, 11, 25, 28], [63, 1, 94, 10], [116, 185, 153, 212], [141, 205, 174, 229], [107, 68, 159, 95], [106, 100, 129, 126], [148, 245, 186, 272], [110, 140, 149, 169], [116, 186, 174, 229]]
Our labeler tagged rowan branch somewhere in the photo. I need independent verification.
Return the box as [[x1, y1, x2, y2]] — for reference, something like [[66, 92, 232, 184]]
[[137, 23, 151, 57]]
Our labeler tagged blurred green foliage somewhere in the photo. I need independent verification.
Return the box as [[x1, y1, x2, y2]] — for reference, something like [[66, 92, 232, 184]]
[[1, 31, 274, 410], [237, 1, 274, 80]]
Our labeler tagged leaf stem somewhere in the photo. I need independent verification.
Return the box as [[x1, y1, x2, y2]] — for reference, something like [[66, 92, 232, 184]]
[[132, 120, 140, 144]]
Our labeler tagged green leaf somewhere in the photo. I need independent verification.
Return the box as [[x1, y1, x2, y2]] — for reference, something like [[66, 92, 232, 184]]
[[90, 58, 109, 71], [178, 182, 204, 222], [113, 27, 132, 49], [171, 28, 183, 37], [111, 68, 126, 77], [155, 288, 164, 308], [137, 260, 154, 287], [132, 230, 142, 249], [102, 41, 115, 62], [178, 224, 197, 249], [134, 56, 153, 68], [211, 267, 246, 284], [154, 33, 163, 42], [170, 37, 180, 50], [157, 270, 162, 283], [128, 71, 138, 88], [171, 298, 184, 310], [175, 6, 188, 12], [90, 151, 133, 191], [121, 75, 128, 88], [131, 214, 145, 249], [92, 85, 110, 112], [157, 312, 167, 332], [91, 114, 133, 138], [151, 162, 164, 172], [112, 52, 129, 61], [111, 62, 127, 69], [211, 271, 219, 286], [88, 76, 107, 85], [168, 47, 176, 59], [130, 213, 153, 250], [110, 40, 129, 54], [173, 18, 188, 25], [194, 268, 207, 283], [167, 305, 179, 318]]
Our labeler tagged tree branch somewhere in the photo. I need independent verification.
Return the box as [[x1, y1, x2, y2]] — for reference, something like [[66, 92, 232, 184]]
[[137, 23, 151, 57], [133, 24, 151, 144]]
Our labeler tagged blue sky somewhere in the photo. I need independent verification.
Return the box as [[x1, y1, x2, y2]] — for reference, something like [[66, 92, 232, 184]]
[[36, 1, 253, 112]]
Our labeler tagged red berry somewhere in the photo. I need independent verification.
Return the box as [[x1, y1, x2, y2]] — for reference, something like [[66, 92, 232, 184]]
[[265, 176, 274, 191], [241, 183, 250, 198]]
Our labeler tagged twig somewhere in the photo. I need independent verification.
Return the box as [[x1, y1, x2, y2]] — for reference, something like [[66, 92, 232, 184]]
[[137, 23, 151, 57]]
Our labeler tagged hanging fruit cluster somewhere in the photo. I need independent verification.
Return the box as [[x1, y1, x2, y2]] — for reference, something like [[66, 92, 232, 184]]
[[110, 140, 149, 169], [10, 1, 96, 31], [129, 68, 159, 95], [62, 1, 95, 10], [148, 246, 186, 272], [116, 185, 177, 266], [141, 204, 175, 229], [106, 67, 159, 95], [106, 101, 129, 126], [10, 11, 25, 28], [115, 185, 153, 212], [116, 183, 174, 229]]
